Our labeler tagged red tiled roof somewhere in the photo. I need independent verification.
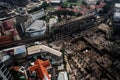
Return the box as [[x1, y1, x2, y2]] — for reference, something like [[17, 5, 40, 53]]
[[2, 21, 14, 30], [0, 35, 13, 45], [11, 30, 19, 36]]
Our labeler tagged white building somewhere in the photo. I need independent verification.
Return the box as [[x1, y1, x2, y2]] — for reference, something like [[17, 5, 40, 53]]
[[113, 3, 120, 27], [49, 16, 58, 30], [17, 7, 28, 15], [27, 44, 62, 56], [57, 71, 68, 80], [25, 20, 46, 37], [85, 0, 97, 5], [50, 0, 67, 3], [113, 3, 120, 20], [50, 0, 61, 3]]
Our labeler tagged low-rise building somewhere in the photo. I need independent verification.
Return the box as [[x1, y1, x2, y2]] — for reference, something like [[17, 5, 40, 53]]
[[85, 0, 97, 5], [57, 71, 68, 80], [0, 19, 21, 45], [49, 0, 67, 3], [17, 7, 28, 15], [0, 45, 26, 65], [50, 0, 61, 3], [30, 9, 45, 20], [49, 16, 58, 30]]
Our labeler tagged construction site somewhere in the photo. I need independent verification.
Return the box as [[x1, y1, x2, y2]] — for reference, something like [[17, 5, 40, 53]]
[[49, 23, 120, 80], [1, 13, 120, 80]]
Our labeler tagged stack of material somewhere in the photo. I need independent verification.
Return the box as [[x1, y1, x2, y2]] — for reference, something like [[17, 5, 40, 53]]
[[98, 23, 112, 39], [76, 41, 87, 51]]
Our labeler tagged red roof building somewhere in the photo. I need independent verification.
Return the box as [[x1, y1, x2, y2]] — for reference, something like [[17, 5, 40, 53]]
[[0, 35, 13, 45], [29, 59, 51, 80], [2, 21, 14, 31], [0, 19, 21, 45]]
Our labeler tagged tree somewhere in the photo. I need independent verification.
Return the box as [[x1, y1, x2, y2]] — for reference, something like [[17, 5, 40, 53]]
[[69, 4, 73, 9], [76, 13, 82, 17], [102, 4, 111, 13], [82, 1, 87, 6], [61, 3, 67, 8], [96, 1, 100, 5], [41, 2, 48, 10], [54, 10, 75, 16], [27, 2, 48, 13]]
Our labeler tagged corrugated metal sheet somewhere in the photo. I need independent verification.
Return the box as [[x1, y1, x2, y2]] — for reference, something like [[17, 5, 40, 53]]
[[30, 10, 45, 20], [25, 20, 46, 37]]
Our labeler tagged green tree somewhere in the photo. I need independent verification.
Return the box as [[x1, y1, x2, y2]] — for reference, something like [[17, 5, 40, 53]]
[[76, 13, 82, 17], [69, 4, 73, 8], [96, 1, 100, 5], [82, 1, 87, 6], [27, 2, 48, 13], [61, 3, 68, 8], [41, 2, 48, 10]]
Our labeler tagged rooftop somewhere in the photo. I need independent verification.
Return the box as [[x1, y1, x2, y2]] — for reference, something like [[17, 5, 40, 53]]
[[26, 20, 46, 33], [115, 3, 120, 7], [50, 0, 61, 3]]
